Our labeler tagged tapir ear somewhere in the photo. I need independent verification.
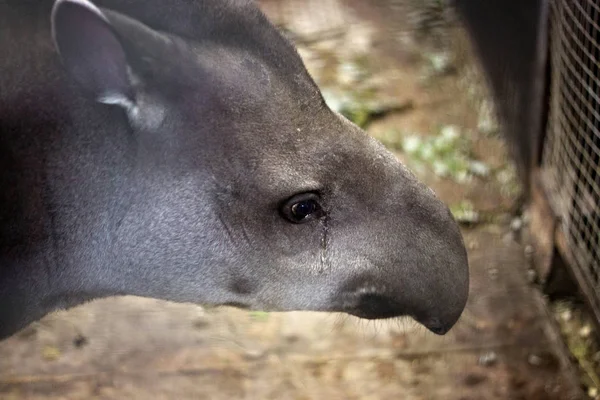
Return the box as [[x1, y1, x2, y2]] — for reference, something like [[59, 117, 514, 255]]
[[51, 0, 135, 110]]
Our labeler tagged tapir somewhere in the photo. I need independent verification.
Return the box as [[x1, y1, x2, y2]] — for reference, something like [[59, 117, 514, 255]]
[[0, 0, 469, 340]]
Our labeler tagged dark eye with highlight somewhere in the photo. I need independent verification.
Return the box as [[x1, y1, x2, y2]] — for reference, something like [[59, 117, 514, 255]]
[[280, 193, 324, 223]]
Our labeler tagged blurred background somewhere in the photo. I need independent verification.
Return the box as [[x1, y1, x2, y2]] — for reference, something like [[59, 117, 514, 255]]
[[2, 0, 600, 398]]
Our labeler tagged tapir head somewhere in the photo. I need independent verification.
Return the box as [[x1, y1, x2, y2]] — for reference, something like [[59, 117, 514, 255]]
[[50, 0, 469, 334]]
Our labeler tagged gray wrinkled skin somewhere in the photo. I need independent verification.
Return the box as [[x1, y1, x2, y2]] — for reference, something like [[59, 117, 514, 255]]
[[0, 0, 469, 340]]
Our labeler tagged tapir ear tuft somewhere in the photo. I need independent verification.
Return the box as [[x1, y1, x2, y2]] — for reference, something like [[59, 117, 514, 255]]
[[51, 0, 134, 110]]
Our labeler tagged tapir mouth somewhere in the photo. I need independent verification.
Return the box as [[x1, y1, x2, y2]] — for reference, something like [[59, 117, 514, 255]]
[[335, 290, 453, 336], [222, 302, 251, 310], [345, 293, 408, 320]]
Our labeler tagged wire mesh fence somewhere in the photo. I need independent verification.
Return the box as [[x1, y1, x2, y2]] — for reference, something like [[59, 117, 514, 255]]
[[542, 0, 600, 307]]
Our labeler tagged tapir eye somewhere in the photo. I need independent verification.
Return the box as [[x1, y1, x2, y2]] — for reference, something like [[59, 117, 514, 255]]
[[281, 193, 324, 224]]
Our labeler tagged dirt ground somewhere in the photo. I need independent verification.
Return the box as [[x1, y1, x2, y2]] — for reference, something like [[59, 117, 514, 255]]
[[0, 226, 585, 400], [0, 1, 588, 399]]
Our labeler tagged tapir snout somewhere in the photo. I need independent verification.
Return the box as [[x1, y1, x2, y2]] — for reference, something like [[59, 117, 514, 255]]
[[318, 129, 470, 335], [332, 164, 470, 334]]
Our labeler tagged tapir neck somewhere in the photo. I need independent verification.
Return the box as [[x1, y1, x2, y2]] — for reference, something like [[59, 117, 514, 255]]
[[0, 92, 57, 337], [0, 77, 139, 339], [0, 251, 51, 339]]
